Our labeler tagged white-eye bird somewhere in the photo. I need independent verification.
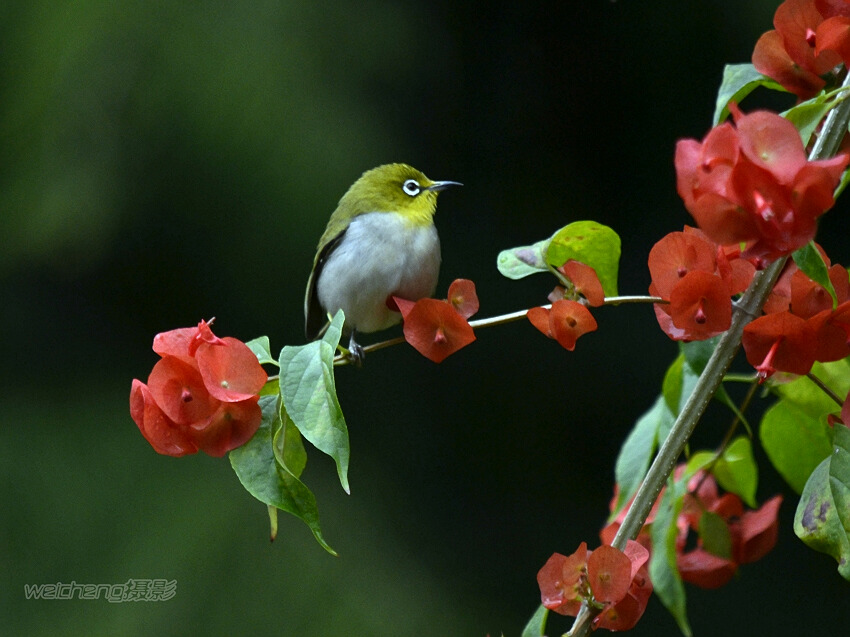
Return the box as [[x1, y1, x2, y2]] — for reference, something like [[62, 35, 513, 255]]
[[304, 163, 461, 363]]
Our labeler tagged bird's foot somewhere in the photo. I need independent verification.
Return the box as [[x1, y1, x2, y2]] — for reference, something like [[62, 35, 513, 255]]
[[347, 333, 365, 367]]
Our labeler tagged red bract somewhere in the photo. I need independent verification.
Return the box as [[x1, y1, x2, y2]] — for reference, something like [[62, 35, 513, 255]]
[[528, 299, 598, 351], [668, 270, 732, 339], [447, 278, 480, 319], [560, 260, 606, 307], [399, 298, 476, 363], [736, 495, 784, 564], [677, 549, 738, 589], [130, 321, 266, 457], [675, 106, 849, 261], [742, 311, 817, 380]]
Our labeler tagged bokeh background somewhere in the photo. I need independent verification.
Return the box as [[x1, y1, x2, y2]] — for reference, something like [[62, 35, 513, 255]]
[[3, 1, 849, 635]]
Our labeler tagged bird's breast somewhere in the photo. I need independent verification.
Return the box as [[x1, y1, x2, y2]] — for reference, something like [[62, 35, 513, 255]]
[[316, 212, 441, 334]]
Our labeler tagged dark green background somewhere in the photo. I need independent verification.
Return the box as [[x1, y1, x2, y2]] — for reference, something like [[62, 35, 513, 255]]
[[2, 1, 849, 635]]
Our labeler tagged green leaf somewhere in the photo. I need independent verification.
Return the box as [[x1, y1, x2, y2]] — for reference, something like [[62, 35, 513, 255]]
[[230, 395, 337, 555], [274, 404, 307, 478], [545, 221, 621, 296], [496, 237, 550, 280], [782, 93, 838, 147], [760, 359, 850, 493], [520, 605, 548, 637], [259, 376, 280, 397], [649, 479, 692, 637], [496, 221, 621, 296], [713, 436, 758, 508], [792, 241, 838, 309], [700, 511, 733, 560], [280, 310, 351, 494], [613, 395, 673, 515], [684, 450, 715, 479], [245, 335, 277, 366], [681, 337, 719, 376], [837, 161, 850, 199], [662, 354, 699, 417], [794, 423, 850, 581], [713, 63, 787, 125]]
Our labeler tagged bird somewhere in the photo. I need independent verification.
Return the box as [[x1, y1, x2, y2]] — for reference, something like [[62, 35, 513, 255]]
[[304, 163, 461, 364]]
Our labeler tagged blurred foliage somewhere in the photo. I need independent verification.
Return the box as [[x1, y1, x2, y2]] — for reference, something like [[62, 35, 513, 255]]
[[2, 1, 850, 636]]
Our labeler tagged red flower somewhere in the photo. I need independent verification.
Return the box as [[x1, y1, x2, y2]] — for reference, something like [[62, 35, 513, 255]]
[[675, 472, 782, 589], [537, 540, 652, 631], [393, 280, 479, 363], [675, 106, 849, 261], [537, 543, 590, 617], [528, 299, 598, 351], [668, 270, 732, 339], [648, 229, 747, 341], [130, 320, 267, 457], [752, 0, 842, 98]]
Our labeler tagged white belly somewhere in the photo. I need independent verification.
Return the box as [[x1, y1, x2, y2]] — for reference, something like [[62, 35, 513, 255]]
[[317, 212, 441, 334]]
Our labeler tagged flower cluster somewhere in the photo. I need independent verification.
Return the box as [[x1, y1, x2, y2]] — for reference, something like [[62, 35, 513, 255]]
[[392, 279, 479, 363], [753, 0, 850, 98], [743, 254, 850, 380], [675, 104, 848, 262], [602, 468, 782, 592], [676, 473, 782, 589], [649, 227, 755, 341], [130, 320, 267, 457], [537, 540, 652, 631], [527, 260, 603, 350]]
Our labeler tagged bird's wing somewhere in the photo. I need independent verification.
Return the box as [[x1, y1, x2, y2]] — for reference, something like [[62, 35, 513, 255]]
[[304, 228, 347, 341]]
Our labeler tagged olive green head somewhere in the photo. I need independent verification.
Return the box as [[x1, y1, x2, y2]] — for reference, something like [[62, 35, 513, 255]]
[[325, 163, 461, 235]]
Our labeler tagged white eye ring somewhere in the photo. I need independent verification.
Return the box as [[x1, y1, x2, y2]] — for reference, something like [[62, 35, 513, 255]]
[[402, 179, 421, 196]]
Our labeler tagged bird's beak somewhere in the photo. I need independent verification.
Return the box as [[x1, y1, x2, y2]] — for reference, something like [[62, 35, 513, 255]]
[[427, 180, 463, 192]]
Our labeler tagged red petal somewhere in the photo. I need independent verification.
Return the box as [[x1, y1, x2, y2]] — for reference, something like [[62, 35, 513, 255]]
[[594, 565, 652, 632], [735, 495, 783, 564], [549, 300, 597, 351], [447, 279, 480, 319], [734, 109, 808, 185], [742, 311, 817, 376], [147, 356, 217, 425], [677, 549, 738, 589], [815, 15, 850, 62], [560, 260, 605, 306], [192, 397, 262, 457], [152, 327, 198, 358], [753, 29, 825, 98], [196, 337, 267, 402], [587, 545, 632, 603], [648, 231, 717, 299], [402, 299, 475, 363], [389, 295, 417, 319], [669, 271, 732, 340], [130, 379, 198, 457], [527, 306, 553, 338]]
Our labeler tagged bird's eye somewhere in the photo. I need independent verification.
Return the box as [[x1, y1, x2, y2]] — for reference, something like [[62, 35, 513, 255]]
[[402, 179, 421, 197]]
